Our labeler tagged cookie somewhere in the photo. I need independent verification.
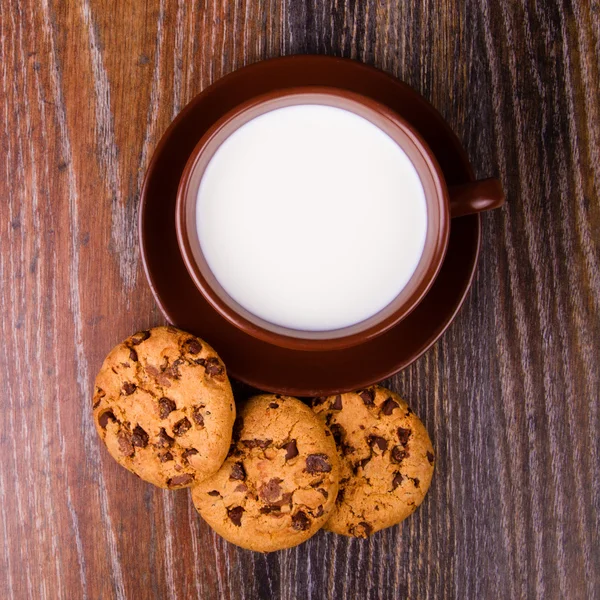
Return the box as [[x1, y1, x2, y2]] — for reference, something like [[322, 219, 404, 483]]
[[192, 394, 340, 552], [93, 326, 235, 489], [312, 386, 434, 537]]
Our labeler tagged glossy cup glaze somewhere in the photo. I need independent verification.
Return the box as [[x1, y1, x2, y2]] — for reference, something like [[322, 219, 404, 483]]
[[176, 87, 504, 351]]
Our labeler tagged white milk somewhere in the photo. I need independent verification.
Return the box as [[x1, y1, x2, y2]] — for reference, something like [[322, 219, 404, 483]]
[[196, 104, 427, 332]]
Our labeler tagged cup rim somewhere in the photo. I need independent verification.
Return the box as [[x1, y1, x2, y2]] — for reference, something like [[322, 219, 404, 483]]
[[176, 86, 450, 352]]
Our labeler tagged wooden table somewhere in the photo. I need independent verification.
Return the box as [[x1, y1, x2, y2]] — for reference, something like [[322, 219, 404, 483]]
[[1, 1, 598, 598]]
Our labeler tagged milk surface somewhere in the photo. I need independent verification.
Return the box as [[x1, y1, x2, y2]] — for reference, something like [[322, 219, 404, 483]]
[[196, 104, 427, 332]]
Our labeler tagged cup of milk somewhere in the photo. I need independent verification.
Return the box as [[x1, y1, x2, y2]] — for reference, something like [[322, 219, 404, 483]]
[[176, 88, 504, 351]]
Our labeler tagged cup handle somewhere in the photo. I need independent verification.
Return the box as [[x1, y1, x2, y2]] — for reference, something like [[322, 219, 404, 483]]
[[448, 178, 505, 218]]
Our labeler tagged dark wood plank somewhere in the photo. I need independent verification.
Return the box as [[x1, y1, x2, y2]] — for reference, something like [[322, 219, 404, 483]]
[[0, 0, 598, 598]]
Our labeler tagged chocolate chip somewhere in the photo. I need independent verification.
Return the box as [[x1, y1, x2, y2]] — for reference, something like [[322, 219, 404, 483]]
[[118, 433, 134, 457], [174, 464, 183, 472], [306, 454, 331, 473], [131, 330, 151, 345], [336, 488, 345, 504], [312, 396, 327, 407], [259, 478, 283, 503], [129, 348, 138, 362], [182, 448, 198, 463], [331, 394, 343, 410], [291, 511, 311, 531], [241, 439, 272, 449], [156, 428, 175, 448], [167, 474, 194, 487], [359, 389, 375, 406], [158, 397, 176, 419], [314, 506, 325, 518], [273, 492, 293, 507], [229, 462, 246, 481], [166, 358, 184, 379], [391, 446, 409, 463], [145, 365, 160, 377], [258, 494, 291, 512], [368, 435, 388, 452], [381, 397, 399, 415], [352, 522, 373, 538], [157, 373, 173, 387], [427, 451, 435, 464], [234, 484, 248, 493], [159, 452, 173, 463], [204, 357, 223, 376], [316, 488, 328, 499], [207, 490, 220, 497], [185, 338, 202, 355], [284, 440, 298, 461], [172, 417, 191, 436], [412, 477, 420, 488], [260, 505, 281, 515], [131, 425, 149, 448], [397, 427, 411, 445], [192, 406, 204, 427], [227, 506, 244, 526], [122, 382, 136, 395], [329, 423, 345, 446], [392, 472, 403, 490], [269, 402, 279, 409], [98, 410, 116, 429]]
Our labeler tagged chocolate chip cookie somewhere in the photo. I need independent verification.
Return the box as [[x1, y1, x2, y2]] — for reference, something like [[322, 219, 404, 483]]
[[312, 386, 434, 538], [93, 326, 235, 489], [192, 394, 340, 552]]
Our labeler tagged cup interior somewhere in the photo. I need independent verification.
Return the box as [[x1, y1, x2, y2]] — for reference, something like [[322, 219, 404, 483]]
[[176, 88, 449, 351]]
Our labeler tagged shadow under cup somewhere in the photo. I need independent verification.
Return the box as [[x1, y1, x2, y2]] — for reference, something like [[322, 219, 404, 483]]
[[176, 88, 504, 352]]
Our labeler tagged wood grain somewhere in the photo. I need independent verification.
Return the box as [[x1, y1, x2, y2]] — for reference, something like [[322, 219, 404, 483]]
[[1, 0, 598, 598]]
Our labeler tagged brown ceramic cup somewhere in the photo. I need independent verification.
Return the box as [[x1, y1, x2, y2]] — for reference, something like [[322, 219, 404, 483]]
[[176, 87, 504, 352]]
